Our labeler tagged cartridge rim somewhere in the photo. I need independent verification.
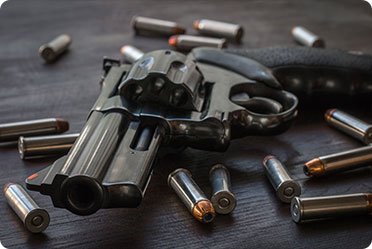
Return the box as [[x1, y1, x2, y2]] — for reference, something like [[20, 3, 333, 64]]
[[18, 136, 26, 159], [39, 46, 56, 62], [25, 208, 50, 233], [167, 168, 192, 186], [276, 180, 301, 203], [290, 197, 303, 223], [211, 190, 236, 214]]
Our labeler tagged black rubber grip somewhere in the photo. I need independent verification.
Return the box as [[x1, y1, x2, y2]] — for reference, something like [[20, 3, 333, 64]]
[[225, 46, 372, 100]]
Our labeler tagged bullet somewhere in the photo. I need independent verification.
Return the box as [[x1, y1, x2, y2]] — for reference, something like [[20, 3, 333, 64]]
[[131, 16, 185, 36], [39, 34, 72, 62], [0, 118, 69, 143], [209, 164, 236, 214], [291, 193, 372, 223], [325, 109, 372, 145], [4, 183, 50, 233], [291, 26, 325, 48], [120, 45, 144, 64], [304, 144, 372, 177], [262, 155, 301, 203], [169, 35, 227, 51], [18, 133, 79, 159], [193, 19, 244, 42], [168, 168, 215, 223]]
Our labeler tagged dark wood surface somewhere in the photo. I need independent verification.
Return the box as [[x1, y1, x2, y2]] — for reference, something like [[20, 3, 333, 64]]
[[1, 0, 372, 248]]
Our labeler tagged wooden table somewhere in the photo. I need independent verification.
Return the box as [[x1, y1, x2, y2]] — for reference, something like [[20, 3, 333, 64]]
[[1, 0, 372, 248]]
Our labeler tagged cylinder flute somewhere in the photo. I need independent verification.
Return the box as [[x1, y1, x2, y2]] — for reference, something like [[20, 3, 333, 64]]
[[18, 133, 79, 159], [291, 193, 372, 223], [0, 118, 69, 143], [168, 168, 215, 223], [325, 109, 372, 145], [4, 183, 50, 233], [304, 144, 372, 177]]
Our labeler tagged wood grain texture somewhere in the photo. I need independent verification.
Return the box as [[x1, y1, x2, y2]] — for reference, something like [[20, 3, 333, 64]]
[[1, 0, 372, 248]]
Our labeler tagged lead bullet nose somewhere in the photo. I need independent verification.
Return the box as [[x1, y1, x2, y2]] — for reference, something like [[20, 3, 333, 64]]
[[56, 118, 69, 133]]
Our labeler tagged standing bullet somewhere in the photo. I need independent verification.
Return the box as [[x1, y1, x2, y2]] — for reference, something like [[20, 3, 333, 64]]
[[291, 193, 372, 223], [131, 16, 185, 36], [120, 45, 144, 63], [193, 19, 244, 42], [325, 109, 372, 145], [304, 144, 372, 177], [18, 133, 79, 159], [0, 118, 69, 143], [4, 183, 50, 233], [39, 34, 72, 63], [209, 164, 236, 214], [169, 35, 227, 51], [168, 168, 215, 223], [262, 155, 301, 203], [291, 26, 325, 48]]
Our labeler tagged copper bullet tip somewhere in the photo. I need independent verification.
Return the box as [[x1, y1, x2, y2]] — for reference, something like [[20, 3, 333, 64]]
[[192, 200, 216, 223], [168, 36, 178, 47], [56, 118, 69, 133], [304, 158, 325, 177], [120, 45, 127, 55], [324, 109, 336, 123], [263, 155, 277, 165], [4, 183, 14, 193], [193, 20, 200, 30]]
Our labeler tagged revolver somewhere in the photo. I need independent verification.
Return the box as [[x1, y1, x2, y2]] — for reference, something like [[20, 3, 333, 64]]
[[26, 46, 372, 215]]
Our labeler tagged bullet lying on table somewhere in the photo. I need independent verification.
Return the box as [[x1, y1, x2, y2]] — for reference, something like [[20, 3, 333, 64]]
[[262, 155, 301, 203], [304, 144, 372, 177], [325, 109, 372, 145], [39, 34, 72, 63], [169, 35, 227, 51], [291, 26, 325, 48], [18, 133, 79, 159], [168, 168, 215, 223], [291, 193, 372, 223], [120, 45, 144, 63], [193, 19, 244, 42], [209, 164, 236, 214], [0, 118, 69, 143], [131, 16, 186, 36], [4, 183, 50, 233]]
